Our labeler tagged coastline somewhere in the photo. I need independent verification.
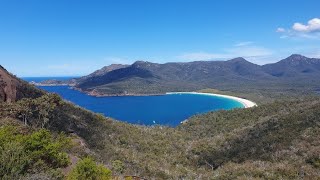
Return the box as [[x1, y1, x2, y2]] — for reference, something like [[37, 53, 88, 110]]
[[31, 83, 166, 97], [166, 92, 257, 108], [33, 82, 257, 108], [30, 82, 71, 86], [72, 87, 165, 97]]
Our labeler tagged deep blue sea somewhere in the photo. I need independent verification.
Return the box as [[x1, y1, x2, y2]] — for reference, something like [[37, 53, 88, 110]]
[[22, 77, 244, 127]]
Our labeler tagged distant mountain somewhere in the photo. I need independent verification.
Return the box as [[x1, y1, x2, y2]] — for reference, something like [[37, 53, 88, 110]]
[[38, 54, 320, 96], [33, 64, 129, 86], [74, 57, 276, 95], [73, 64, 129, 85], [262, 54, 320, 78], [0, 66, 43, 102]]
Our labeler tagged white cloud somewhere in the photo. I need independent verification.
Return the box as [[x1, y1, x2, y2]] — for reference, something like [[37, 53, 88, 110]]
[[315, 52, 320, 58], [292, 18, 320, 32], [46, 63, 93, 76], [226, 46, 273, 58], [280, 35, 289, 39], [277, 18, 320, 39], [303, 49, 320, 58], [234, 41, 253, 47], [276, 27, 286, 33], [177, 43, 273, 64], [178, 43, 273, 61], [103, 57, 132, 65], [177, 52, 229, 61], [280, 31, 320, 40], [48, 64, 72, 70]]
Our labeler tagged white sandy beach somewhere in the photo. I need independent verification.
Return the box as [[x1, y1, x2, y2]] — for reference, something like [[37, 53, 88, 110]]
[[166, 92, 257, 108]]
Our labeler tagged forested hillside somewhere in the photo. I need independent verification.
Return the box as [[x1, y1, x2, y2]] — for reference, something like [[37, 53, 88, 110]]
[[1, 65, 320, 179]]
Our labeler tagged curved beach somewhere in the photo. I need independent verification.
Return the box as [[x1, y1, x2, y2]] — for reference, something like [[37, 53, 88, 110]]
[[166, 92, 257, 108]]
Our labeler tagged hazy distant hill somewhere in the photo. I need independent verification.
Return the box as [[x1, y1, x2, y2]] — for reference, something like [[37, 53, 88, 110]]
[[66, 54, 320, 96], [262, 54, 320, 78], [73, 64, 129, 85]]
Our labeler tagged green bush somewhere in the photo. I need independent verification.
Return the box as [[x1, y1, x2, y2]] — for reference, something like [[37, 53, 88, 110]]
[[0, 126, 70, 178], [0, 140, 30, 179], [25, 129, 70, 168], [67, 157, 112, 180], [112, 160, 125, 174], [0, 126, 28, 178]]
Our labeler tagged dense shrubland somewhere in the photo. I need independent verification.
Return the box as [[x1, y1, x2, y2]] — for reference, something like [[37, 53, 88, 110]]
[[1, 92, 320, 179], [67, 157, 112, 180], [0, 95, 114, 179], [0, 125, 70, 179]]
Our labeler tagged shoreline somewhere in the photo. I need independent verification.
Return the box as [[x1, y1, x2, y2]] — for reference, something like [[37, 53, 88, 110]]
[[34, 83, 257, 108], [166, 92, 257, 108], [71, 87, 165, 97]]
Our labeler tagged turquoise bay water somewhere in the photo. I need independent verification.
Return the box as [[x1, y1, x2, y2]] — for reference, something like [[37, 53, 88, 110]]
[[23, 77, 243, 127]]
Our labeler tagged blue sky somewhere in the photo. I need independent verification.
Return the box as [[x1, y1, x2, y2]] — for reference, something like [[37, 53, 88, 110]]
[[0, 0, 320, 76]]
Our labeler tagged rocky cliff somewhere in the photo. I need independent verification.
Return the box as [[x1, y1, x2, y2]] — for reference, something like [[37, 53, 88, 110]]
[[0, 65, 44, 102], [0, 66, 18, 102]]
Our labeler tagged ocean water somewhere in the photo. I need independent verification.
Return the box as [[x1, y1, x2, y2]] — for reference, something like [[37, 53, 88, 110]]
[[22, 77, 244, 127]]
